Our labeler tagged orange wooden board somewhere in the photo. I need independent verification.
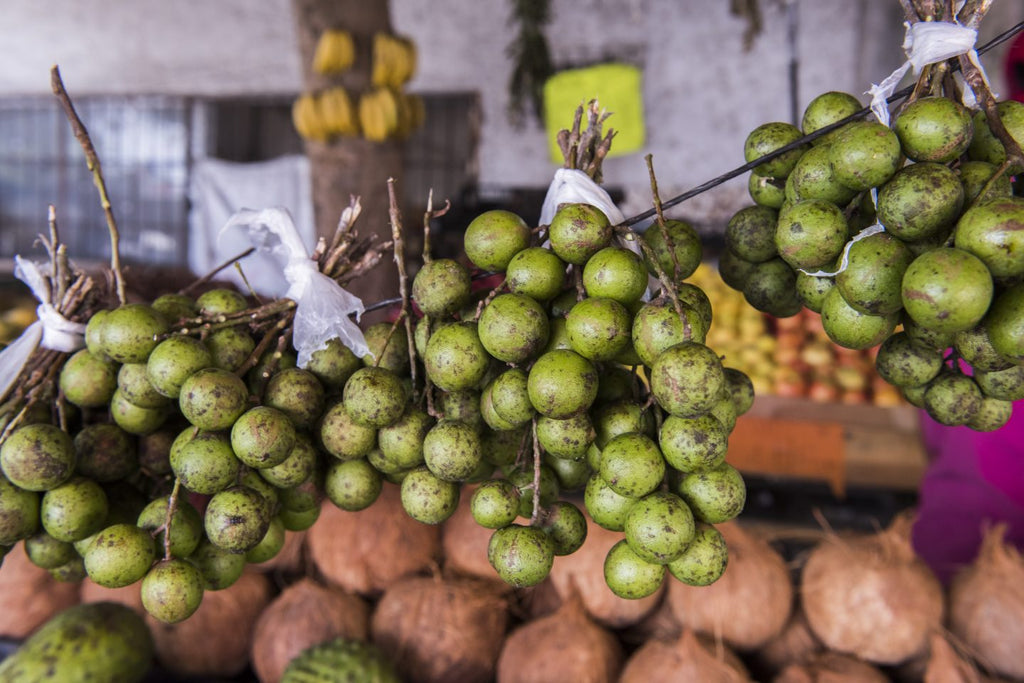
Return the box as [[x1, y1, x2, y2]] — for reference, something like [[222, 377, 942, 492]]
[[728, 415, 847, 496]]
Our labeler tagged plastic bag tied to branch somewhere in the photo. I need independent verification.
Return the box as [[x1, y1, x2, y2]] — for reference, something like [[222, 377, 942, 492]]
[[0, 256, 87, 401], [221, 207, 369, 366], [539, 168, 625, 226]]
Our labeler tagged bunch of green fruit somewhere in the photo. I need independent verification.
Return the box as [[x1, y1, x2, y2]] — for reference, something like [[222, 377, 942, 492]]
[[724, 88, 1024, 432]]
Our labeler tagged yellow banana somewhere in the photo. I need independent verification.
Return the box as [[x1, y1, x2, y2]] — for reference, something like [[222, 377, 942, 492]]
[[292, 94, 327, 142], [359, 91, 386, 142], [374, 87, 399, 137], [313, 29, 355, 75], [394, 36, 416, 85], [371, 33, 390, 88]]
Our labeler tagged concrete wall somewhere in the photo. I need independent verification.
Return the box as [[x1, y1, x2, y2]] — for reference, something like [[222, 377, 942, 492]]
[[3, 0, 1018, 225]]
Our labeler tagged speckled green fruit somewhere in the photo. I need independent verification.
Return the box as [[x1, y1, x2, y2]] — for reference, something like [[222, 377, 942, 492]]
[[968, 397, 1013, 432], [725, 205, 779, 263], [583, 246, 647, 304], [246, 515, 287, 564], [955, 197, 1024, 278], [142, 558, 205, 624], [550, 290, 579, 318], [642, 219, 702, 281], [85, 309, 110, 356], [548, 203, 613, 265], [178, 368, 249, 431], [877, 163, 964, 242], [974, 364, 1024, 401], [829, 121, 902, 191], [464, 209, 532, 272], [604, 538, 665, 599], [197, 288, 247, 316], [745, 121, 808, 178], [676, 283, 713, 330], [584, 473, 638, 531], [795, 271, 835, 313], [667, 522, 729, 586], [507, 464, 559, 518], [146, 335, 213, 399], [0, 423, 76, 492], [659, 414, 728, 473], [527, 349, 598, 418], [836, 231, 914, 315], [709, 389, 738, 433], [968, 100, 1024, 171], [676, 462, 746, 524], [374, 405, 430, 471], [361, 322, 410, 374], [566, 297, 631, 361], [49, 556, 86, 582], [439, 389, 483, 430], [412, 258, 471, 318], [901, 312, 955, 351], [24, 531, 75, 569], [599, 432, 665, 498], [874, 332, 943, 388], [470, 479, 520, 528], [651, 342, 725, 418], [537, 413, 594, 461], [480, 383, 519, 431], [506, 247, 566, 301], [40, 476, 108, 543], [188, 538, 245, 590], [718, 248, 758, 292], [749, 173, 786, 208], [481, 426, 527, 467], [401, 467, 459, 524], [0, 474, 39, 544], [342, 366, 406, 428], [278, 504, 321, 531], [230, 406, 295, 469], [479, 293, 549, 363], [958, 161, 1014, 204], [954, 323, 1014, 373], [902, 248, 993, 335], [111, 389, 166, 435], [820, 287, 898, 350], [802, 91, 862, 140], [170, 430, 239, 495], [137, 497, 202, 559], [593, 400, 646, 449], [924, 372, 982, 426], [423, 419, 482, 482], [984, 283, 1024, 363], [307, 337, 362, 391], [118, 362, 170, 409], [206, 327, 255, 372], [83, 523, 156, 588], [624, 491, 695, 564], [548, 453, 589, 487], [775, 199, 848, 271], [265, 368, 325, 429], [488, 523, 554, 587], [631, 298, 707, 367], [258, 432, 315, 488], [204, 485, 271, 553], [786, 143, 858, 206], [724, 368, 755, 416], [489, 369, 534, 426], [152, 293, 197, 322], [742, 258, 801, 318], [424, 322, 491, 392], [543, 500, 587, 555], [100, 304, 168, 364], [894, 96, 973, 163], [59, 349, 117, 408], [320, 401, 377, 461]]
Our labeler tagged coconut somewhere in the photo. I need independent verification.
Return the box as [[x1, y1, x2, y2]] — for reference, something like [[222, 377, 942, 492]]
[[147, 571, 273, 677], [774, 652, 888, 683], [801, 514, 944, 665], [620, 628, 751, 682], [250, 530, 307, 575], [371, 575, 508, 683], [441, 486, 505, 587], [496, 592, 623, 683], [949, 524, 1024, 680], [307, 484, 441, 596], [754, 604, 822, 677], [546, 514, 664, 628], [0, 542, 80, 638], [79, 577, 145, 615], [666, 522, 792, 650], [909, 633, 984, 683], [251, 578, 369, 683]]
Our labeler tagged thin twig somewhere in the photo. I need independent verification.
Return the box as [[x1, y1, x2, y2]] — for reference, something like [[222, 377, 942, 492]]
[[163, 479, 181, 561], [645, 154, 682, 282], [386, 178, 418, 393], [234, 309, 294, 378], [530, 417, 542, 526], [180, 247, 255, 295]]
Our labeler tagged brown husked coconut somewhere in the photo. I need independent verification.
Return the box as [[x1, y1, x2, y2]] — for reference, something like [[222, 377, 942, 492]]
[[774, 651, 888, 683], [921, 633, 983, 683], [546, 514, 663, 628], [147, 571, 273, 677], [307, 484, 441, 596], [496, 592, 623, 683], [0, 542, 80, 638], [251, 578, 369, 683], [80, 577, 145, 615], [441, 487, 506, 587], [666, 522, 792, 651], [754, 604, 822, 676], [371, 575, 508, 683], [949, 524, 1024, 680], [800, 514, 944, 665], [249, 530, 306, 575], [620, 628, 751, 683]]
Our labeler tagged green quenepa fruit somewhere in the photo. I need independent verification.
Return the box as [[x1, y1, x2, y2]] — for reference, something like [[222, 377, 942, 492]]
[[566, 297, 631, 362], [631, 298, 706, 368], [642, 219, 702, 281], [260, 432, 317, 488], [507, 464, 559, 519], [377, 404, 432, 470], [24, 531, 76, 569], [982, 283, 1024, 363], [548, 203, 613, 265], [667, 522, 729, 586], [958, 161, 1014, 204], [724, 367, 756, 416], [796, 270, 835, 312], [1, 423, 76, 492], [320, 401, 377, 460], [146, 334, 213, 399], [901, 312, 956, 351], [326, 458, 383, 511], [424, 321, 491, 392], [489, 369, 534, 426], [0, 602, 153, 682], [265, 368, 325, 429], [206, 327, 256, 373], [412, 258, 472, 318], [141, 557, 205, 624], [584, 472, 637, 531], [537, 413, 594, 461], [84, 309, 110, 357], [279, 504, 321, 532], [179, 367, 249, 431], [464, 209, 532, 272], [50, 556, 87, 582], [361, 322, 410, 375], [651, 342, 725, 418], [775, 199, 849, 271], [974, 364, 1024, 401], [205, 485, 271, 552], [745, 121, 808, 178], [401, 467, 459, 524], [599, 432, 665, 499], [877, 162, 964, 242], [481, 426, 529, 467], [423, 419, 482, 482], [197, 288, 247, 316], [100, 303, 168, 363], [820, 287, 898, 350], [138, 497, 203, 559], [603, 538, 665, 599], [829, 120, 902, 191], [624, 490, 695, 564], [924, 372, 982, 426], [188, 538, 246, 591], [40, 476, 108, 543], [676, 462, 746, 524], [786, 143, 858, 206], [894, 96, 974, 163], [118, 362, 170, 409], [471, 479, 520, 529], [968, 397, 1013, 432], [111, 388, 167, 435], [59, 349, 117, 408], [439, 389, 483, 430], [749, 173, 786, 208], [874, 332, 944, 388], [955, 197, 1024, 278], [506, 247, 566, 301], [968, 100, 1024, 171], [479, 383, 519, 431], [675, 282, 713, 329], [527, 349, 598, 419], [742, 258, 801, 318], [0, 473, 39, 544], [902, 383, 928, 407], [836, 231, 914, 315], [488, 523, 554, 587], [542, 500, 587, 555], [152, 293, 197, 322], [307, 337, 362, 392], [583, 246, 648, 304], [718, 248, 758, 291], [708, 389, 738, 433], [83, 522, 156, 588], [726, 205, 779, 263], [479, 293, 550, 363], [902, 248, 993, 335], [954, 323, 1015, 373], [170, 430, 240, 495], [231, 406, 296, 469], [593, 400, 647, 449], [659, 414, 728, 473], [802, 91, 862, 141], [281, 638, 401, 683], [342, 366, 407, 428], [544, 454, 590, 491]]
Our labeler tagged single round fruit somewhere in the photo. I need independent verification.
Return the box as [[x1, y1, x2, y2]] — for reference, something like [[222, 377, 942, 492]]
[[650, 342, 725, 418], [984, 283, 1024, 363], [566, 297, 631, 361], [542, 500, 588, 555], [342, 366, 407, 428], [583, 246, 648, 304], [527, 350, 598, 418], [423, 419, 482, 482], [675, 462, 746, 524], [786, 143, 858, 206], [642, 219, 703, 281], [423, 322, 491, 392], [137, 497, 203, 559], [828, 121, 902, 191], [478, 293, 549, 363], [802, 91, 862, 140], [141, 558, 204, 624], [0, 474, 39, 545], [547, 203, 613, 265], [170, 430, 240, 495], [179, 368, 249, 431], [775, 199, 849, 271], [152, 293, 197, 322], [40, 476, 108, 543], [320, 401, 378, 461], [877, 162, 964, 242], [377, 405, 432, 469], [23, 532, 75, 569], [536, 413, 594, 461], [667, 523, 729, 586], [968, 100, 1024, 170], [100, 304, 168, 364], [231, 406, 296, 469], [464, 209, 532, 272], [742, 258, 801, 318], [204, 486, 271, 553], [188, 538, 246, 591], [470, 479, 520, 529], [955, 197, 1024, 278], [603, 538, 665, 599], [924, 372, 982, 426], [488, 523, 554, 587], [197, 288, 247, 316], [725, 205, 779, 263], [901, 248, 993, 335], [505, 247, 566, 301], [263, 368, 325, 429], [59, 349, 117, 408], [894, 96, 974, 163], [583, 473, 638, 532], [306, 337, 362, 392], [400, 467, 459, 524], [835, 231, 914, 315], [745, 121, 808, 178], [361, 322, 410, 374], [0, 423, 76, 492], [874, 332, 944, 388], [599, 432, 665, 499], [325, 458, 382, 511], [659, 414, 728, 473], [749, 173, 786, 208], [83, 523, 156, 588], [631, 298, 706, 367], [624, 491, 695, 564], [412, 258, 471, 318], [820, 287, 898, 350]]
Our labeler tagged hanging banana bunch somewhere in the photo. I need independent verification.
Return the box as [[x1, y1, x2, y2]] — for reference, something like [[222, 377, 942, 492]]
[[312, 29, 356, 75], [370, 33, 418, 89]]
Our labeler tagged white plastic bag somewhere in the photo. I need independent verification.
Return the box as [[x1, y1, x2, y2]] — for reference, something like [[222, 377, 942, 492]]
[[539, 168, 626, 226], [220, 207, 370, 367]]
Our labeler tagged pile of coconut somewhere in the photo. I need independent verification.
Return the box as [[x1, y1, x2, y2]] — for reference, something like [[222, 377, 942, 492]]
[[3, 485, 1024, 683]]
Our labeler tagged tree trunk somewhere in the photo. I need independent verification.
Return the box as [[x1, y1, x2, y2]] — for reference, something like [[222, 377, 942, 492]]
[[291, 0, 402, 312]]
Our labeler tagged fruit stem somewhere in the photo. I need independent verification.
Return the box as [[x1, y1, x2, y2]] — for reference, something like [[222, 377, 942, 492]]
[[162, 479, 181, 562], [645, 154, 682, 283], [530, 416, 542, 526], [386, 178, 419, 396], [234, 309, 295, 380], [179, 248, 257, 297]]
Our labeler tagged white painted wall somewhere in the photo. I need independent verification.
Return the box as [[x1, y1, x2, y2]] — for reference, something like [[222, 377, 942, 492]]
[[3, 0, 1018, 224]]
